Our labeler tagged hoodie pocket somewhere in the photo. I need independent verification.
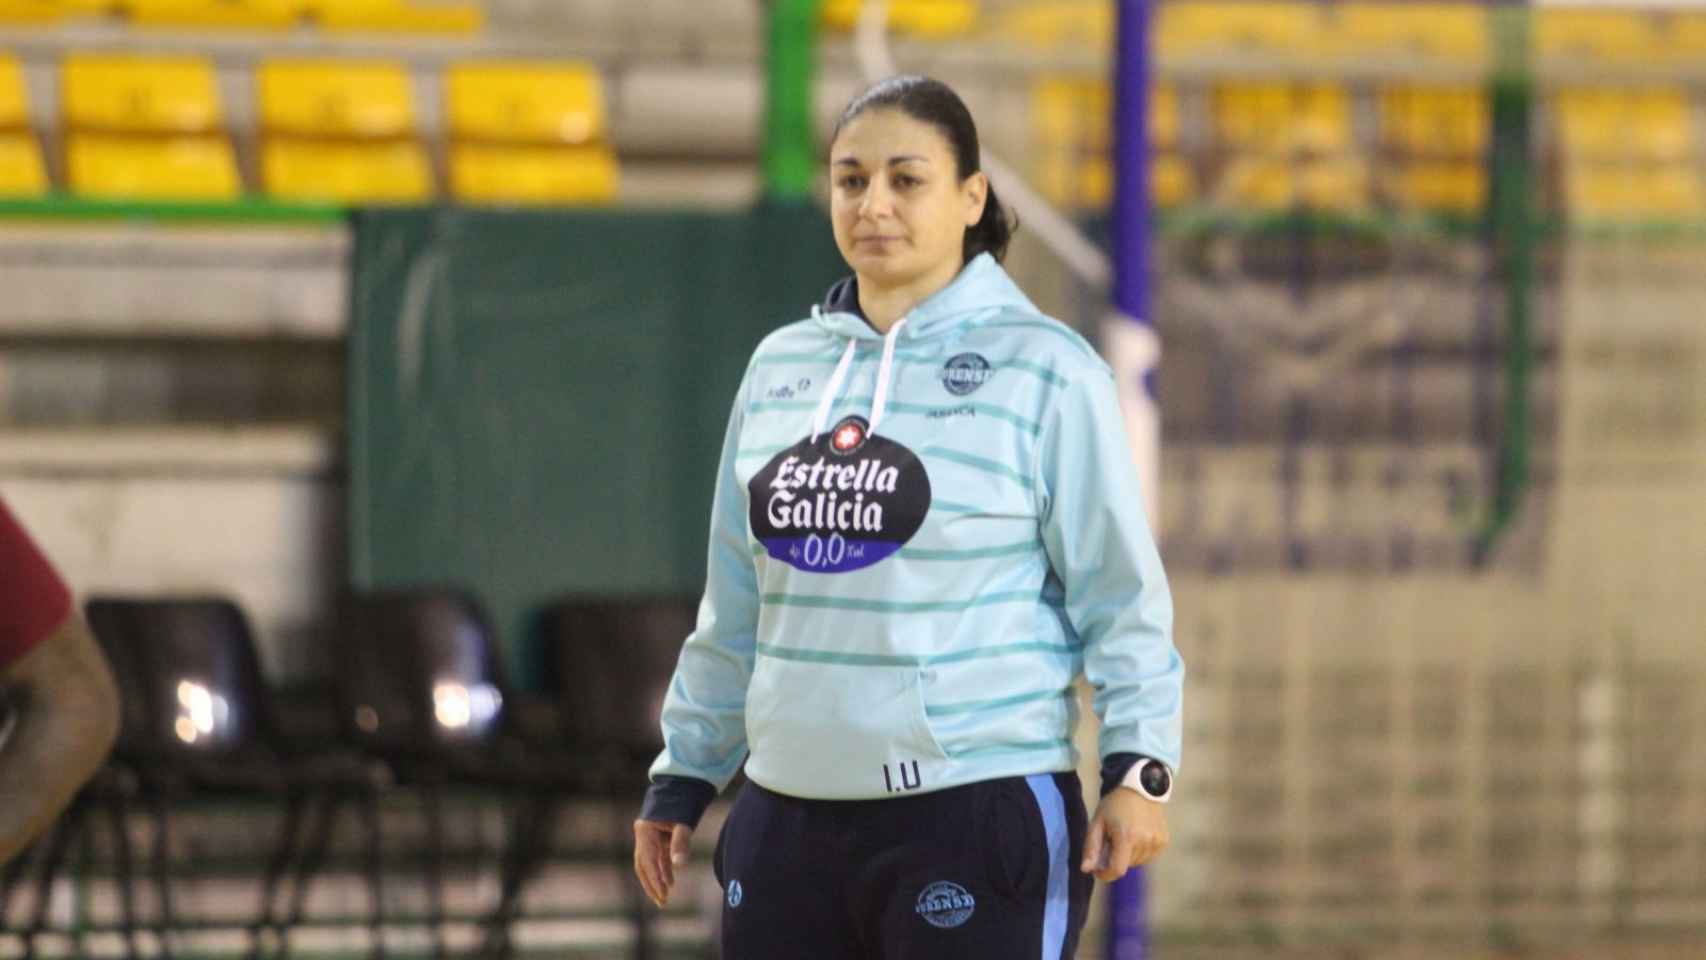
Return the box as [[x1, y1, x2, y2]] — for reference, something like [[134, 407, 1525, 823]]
[[743, 653, 948, 798]]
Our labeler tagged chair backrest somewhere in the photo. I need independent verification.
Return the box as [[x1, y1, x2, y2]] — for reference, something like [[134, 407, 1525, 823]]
[[83, 597, 273, 761], [258, 58, 417, 140], [539, 595, 696, 759], [62, 53, 226, 135], [336, 589, 508, 755], [444, 61, 606, 145]]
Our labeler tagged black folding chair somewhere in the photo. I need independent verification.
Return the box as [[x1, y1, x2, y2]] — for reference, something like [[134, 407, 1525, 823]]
[[84, 596, 372, 960], [330, 588, 545, 960], [478, 594, 699, 960]]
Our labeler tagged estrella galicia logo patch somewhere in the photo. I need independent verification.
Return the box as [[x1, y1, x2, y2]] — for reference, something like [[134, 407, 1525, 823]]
[[941, 353, 992, 396], [915, 881, 975, 929], [727, 879, 743, 908], [749, 415, 931, 574]]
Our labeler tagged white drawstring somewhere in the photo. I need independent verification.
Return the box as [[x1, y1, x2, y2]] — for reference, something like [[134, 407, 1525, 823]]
[[809, 314, 909, 443], [809, 337, 859, 443], [868, 317, 908, 434]]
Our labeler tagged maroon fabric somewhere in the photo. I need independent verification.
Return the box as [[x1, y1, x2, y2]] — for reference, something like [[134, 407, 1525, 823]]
[[0, 497, 72, 672]]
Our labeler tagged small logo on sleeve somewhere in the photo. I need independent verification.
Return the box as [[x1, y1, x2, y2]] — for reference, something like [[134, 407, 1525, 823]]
[[941, 353, 992, 396], [727, 879, 743, 908], [915, 881, 976, 929]]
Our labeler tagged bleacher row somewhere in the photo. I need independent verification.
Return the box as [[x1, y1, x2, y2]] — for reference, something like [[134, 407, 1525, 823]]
[[1002, 1, 1706, 62], [1023, 3, 1706, 219], [0, 53, 618, 204], [1034, 77, 1706, 219], [0, 0, 481, 33]]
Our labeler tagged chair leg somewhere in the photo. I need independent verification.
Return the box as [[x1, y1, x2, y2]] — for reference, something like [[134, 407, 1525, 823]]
[[249, 789, 309, 960], [480, 790, 551, 960], [278, 791, 343, 960], [0, 824, 39, 930], [24, 804, 83, 960], [422, 783, 448, 960], [104, 791, 142, 960], [148, 792, 178, 960], [71, 806, 96, 960], [357, 787, 387, 960]]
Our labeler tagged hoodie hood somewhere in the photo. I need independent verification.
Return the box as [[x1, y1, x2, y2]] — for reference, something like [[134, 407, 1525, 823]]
[[811, 252, 1042, 342], [803, 254, 1043, 443]]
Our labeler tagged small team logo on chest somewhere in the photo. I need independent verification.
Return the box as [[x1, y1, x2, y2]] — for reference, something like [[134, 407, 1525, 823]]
[[830, 417, 868, 455], [941, 353, 992, 396]]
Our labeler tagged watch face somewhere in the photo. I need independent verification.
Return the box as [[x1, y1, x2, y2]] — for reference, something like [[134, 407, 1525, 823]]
[[1140, 761, 1171, 798]]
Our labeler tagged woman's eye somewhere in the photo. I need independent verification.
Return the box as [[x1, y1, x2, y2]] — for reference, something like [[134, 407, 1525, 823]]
[[839, 175, 867, 189], [894, 175, 919, 188]]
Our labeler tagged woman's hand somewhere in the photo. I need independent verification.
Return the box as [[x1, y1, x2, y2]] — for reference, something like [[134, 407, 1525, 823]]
[[1079, 789, 1169, 882], [633, 818, 694, 908]]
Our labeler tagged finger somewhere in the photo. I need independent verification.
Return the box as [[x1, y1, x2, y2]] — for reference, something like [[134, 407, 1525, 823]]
[[634, 836, 662, 907], [1080, 817, 1106, 873], [1132, 828, 1169, 867], [670, 824, 694, 868], [1098, 828, 1137, 883], [635, 822, 671, 908], [1128, 832, 1158, 868]]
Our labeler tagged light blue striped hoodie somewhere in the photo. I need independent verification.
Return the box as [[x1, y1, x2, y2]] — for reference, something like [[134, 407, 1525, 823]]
[[644, 252, 1181, 816]]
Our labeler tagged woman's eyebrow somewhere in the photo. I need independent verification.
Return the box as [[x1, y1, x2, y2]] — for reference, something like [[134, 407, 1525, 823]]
[[832, 155, 930, 167]]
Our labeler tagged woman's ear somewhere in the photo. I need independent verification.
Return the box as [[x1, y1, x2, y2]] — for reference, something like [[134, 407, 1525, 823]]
[[964, 171, 989, 227]]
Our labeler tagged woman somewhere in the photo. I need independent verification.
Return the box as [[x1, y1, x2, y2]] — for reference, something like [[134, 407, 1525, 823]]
[[633, 75, 1183, 958]]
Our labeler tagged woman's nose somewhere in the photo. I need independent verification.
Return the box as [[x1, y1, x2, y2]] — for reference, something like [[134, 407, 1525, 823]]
[[859, 179, 893, 218]]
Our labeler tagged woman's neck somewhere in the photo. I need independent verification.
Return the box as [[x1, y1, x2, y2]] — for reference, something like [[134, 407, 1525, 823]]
[[856, 258, 963, 334]]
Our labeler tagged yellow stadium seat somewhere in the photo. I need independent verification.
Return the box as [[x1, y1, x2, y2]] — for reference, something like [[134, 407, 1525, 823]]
[[127, 0, 302, 29], [1379, 85, 1488, 158], [1036, 151, 1195, 210], [0, 55, 47, 196], [304, 0, 481, 34], [261, 139, 431, 203], [1220, 154, 1368, 211], [1673, 15, 1706, 58], [0, 134, 48, 196], [62, 54, 224, 133], [449, 143, 618, 205], [821, 0, 977, 38], [1034, 77, 1177, 154], [993, 1, 1108, 49], [1565, 163, 1703, 220], [1079, 157, 1111, 208], [0, 55, 29, 130], [1537, 9, 1662, 62], [259, 59, 416, 139], [1557, 89, 1695, 164], [1328, 3, 1487, 62], [1152, 153, 1197, 208], [1159, 2, 1324, 56], [446, 62, 606, 145], [0, 0, 111, 23], [1385, 161, 1485, 214], [1152, 83, 1179, 151], [66, 133, 239, 199], [1215, 82, 1352, 154]]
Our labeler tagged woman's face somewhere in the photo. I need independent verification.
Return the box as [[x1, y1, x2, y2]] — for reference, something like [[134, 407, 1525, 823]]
[[829, 108, 987, 291]]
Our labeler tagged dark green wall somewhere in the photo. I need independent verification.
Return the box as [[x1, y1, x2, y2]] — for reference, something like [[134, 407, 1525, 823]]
[[348, 205, 846, 680]]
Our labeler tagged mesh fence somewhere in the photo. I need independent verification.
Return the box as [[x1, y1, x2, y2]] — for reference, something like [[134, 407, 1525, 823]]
[[1007, 1, 1706, 953]]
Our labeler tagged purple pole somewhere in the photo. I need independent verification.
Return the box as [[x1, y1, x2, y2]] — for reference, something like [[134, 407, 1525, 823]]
[[1105, 0, 1158, 956]]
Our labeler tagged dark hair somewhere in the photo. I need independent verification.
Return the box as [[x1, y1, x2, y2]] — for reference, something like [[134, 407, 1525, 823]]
[[831, 74, 1017, 265]]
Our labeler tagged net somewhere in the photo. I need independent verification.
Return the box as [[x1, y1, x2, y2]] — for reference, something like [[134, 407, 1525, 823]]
[[980, 0, 1706, 953]]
